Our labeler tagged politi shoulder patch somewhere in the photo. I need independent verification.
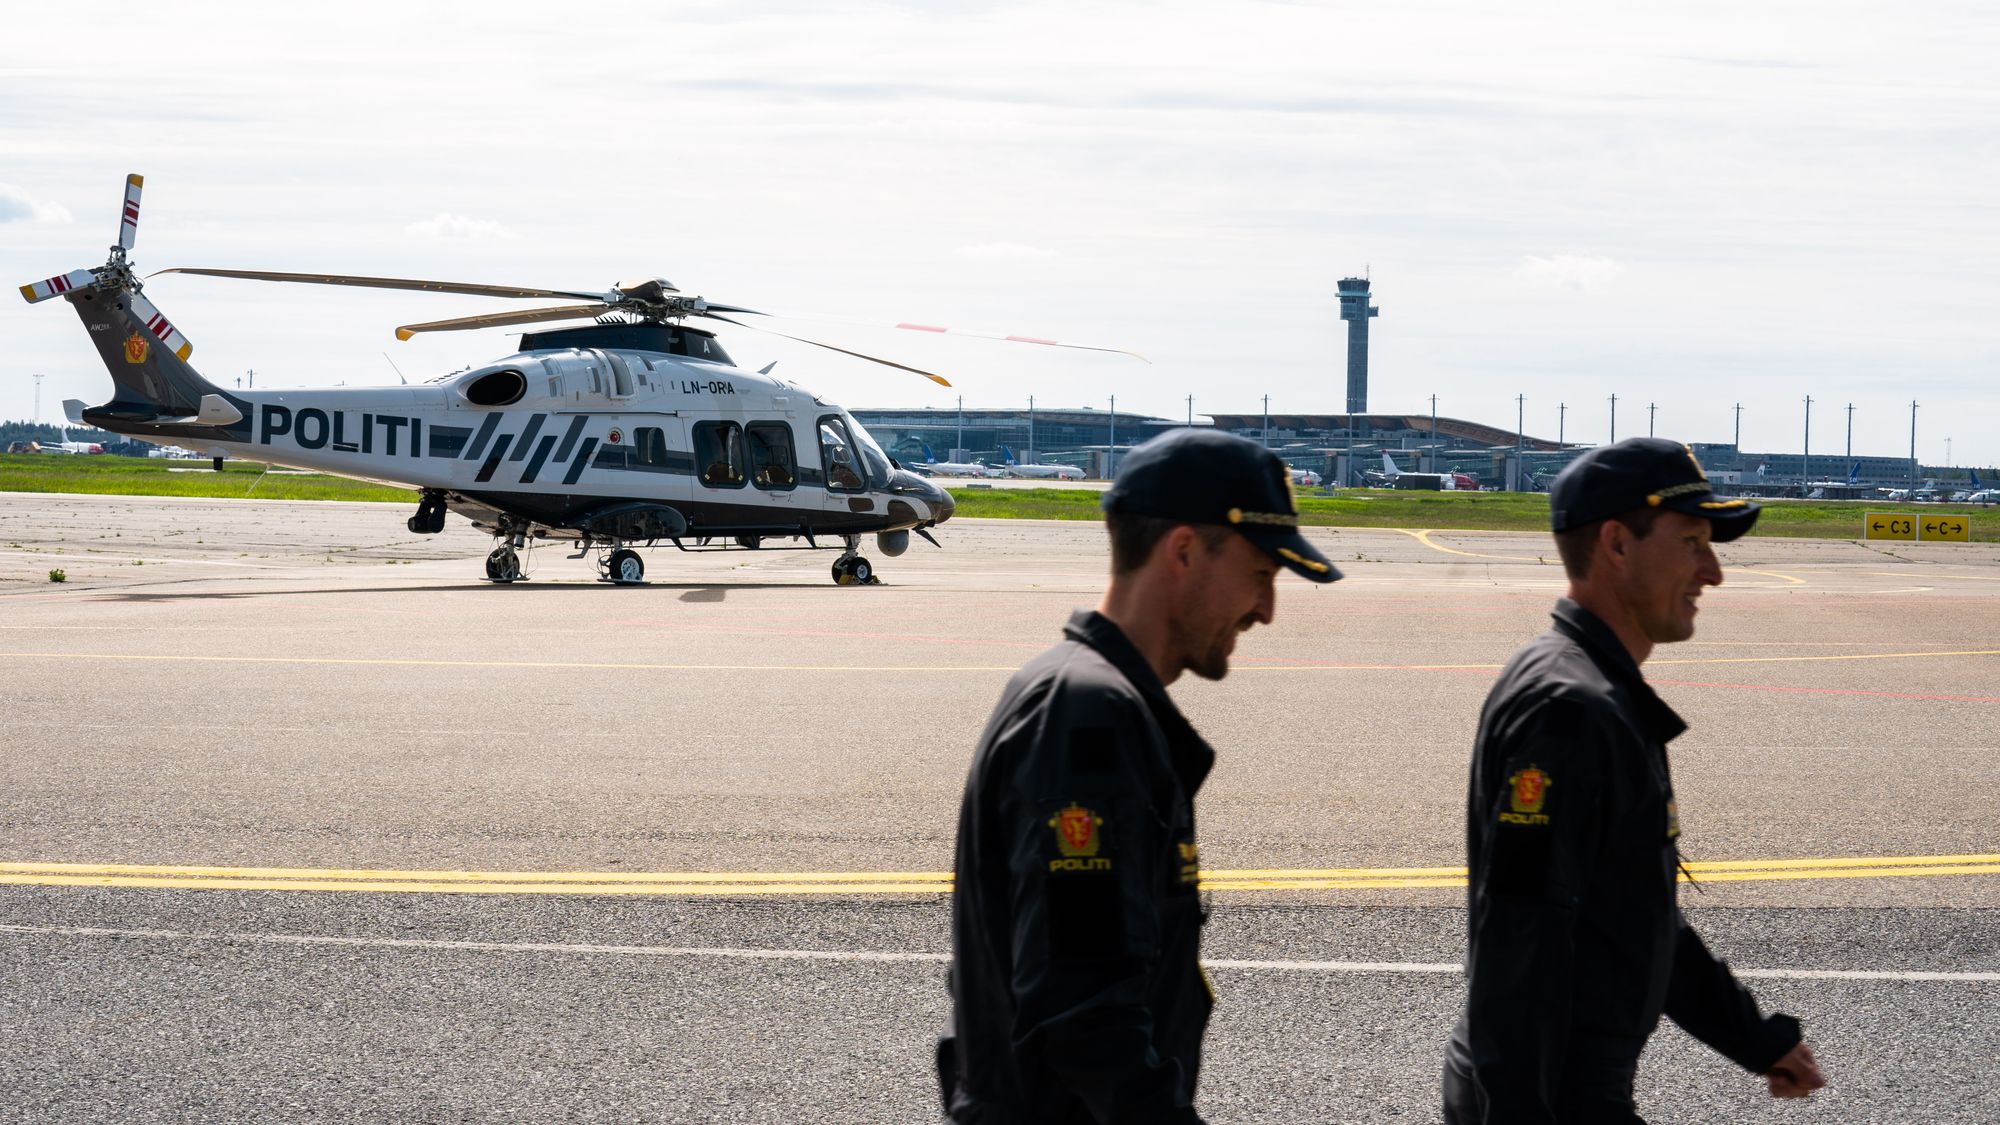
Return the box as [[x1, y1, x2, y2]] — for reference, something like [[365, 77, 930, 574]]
[[1048, 803, 1112, 873], [1500, 765, 1552, 826]]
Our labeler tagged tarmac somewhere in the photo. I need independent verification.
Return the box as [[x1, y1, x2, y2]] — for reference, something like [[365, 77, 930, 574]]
[[2, 492, 1996, 1122]]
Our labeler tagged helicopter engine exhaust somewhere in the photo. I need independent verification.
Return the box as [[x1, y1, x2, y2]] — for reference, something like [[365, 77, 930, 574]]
[[876, 530, 910, 557]]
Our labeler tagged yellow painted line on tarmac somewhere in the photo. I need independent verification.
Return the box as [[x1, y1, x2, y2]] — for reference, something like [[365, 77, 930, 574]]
[[1385, 529, 1809, 586], [4, 855, 1998, 896], [1863, 571, 2000, 582], [10, 648, 2000, 675], [1386, 528, 1545, 563], [1650, 648, 2000, 667], [1730, 568, 1808, 586]]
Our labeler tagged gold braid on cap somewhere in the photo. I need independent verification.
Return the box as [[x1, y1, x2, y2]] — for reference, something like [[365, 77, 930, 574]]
[[1645, 481, 1713, 506], [1227, 508, 1300, 527]]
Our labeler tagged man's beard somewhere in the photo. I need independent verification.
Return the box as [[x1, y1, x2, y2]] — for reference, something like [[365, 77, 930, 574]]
[[1179, 616, 1250, 682]]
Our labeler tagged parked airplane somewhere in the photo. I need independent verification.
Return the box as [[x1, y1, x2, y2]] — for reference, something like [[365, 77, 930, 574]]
[[1368, 451, 1474, 490], [999, 445, 1084, 480], [1287, 467, 1322, 487], [20, 175, 1129, 585], [35, 428, 105, 455], [909, 441, 998, 478]]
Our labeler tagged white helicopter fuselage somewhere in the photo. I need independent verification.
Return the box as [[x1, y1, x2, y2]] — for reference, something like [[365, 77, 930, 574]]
[[139, 332, 951, 542]]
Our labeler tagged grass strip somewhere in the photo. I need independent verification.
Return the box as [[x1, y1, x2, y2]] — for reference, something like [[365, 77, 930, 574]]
[[4, 454, 1993, 539]]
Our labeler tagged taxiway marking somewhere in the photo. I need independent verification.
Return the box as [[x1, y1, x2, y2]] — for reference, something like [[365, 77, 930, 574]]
[[5, 854, 1997, 896], [6, 648, 2000, 675], [1386, 529, 1809, 585], [4, 924, 1995, 983]]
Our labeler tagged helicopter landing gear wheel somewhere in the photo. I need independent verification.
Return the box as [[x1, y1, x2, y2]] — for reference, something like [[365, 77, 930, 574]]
[[832, 555, 873, 586], [485, 546, 522, 583], [605, 548, 645, 585]]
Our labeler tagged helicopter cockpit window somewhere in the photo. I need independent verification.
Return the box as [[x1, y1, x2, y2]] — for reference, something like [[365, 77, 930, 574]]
[[693, 421, 747, 488], [847, 414, 893, 488], [818, 415, 865, 492], [747, 422, 796, 490]]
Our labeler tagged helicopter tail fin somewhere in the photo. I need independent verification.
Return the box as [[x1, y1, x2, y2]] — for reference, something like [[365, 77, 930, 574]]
[[19, 175, 243, 436]]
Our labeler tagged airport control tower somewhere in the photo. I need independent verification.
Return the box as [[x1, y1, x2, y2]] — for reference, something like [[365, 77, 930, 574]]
[[1337, 277, 1379, 414]]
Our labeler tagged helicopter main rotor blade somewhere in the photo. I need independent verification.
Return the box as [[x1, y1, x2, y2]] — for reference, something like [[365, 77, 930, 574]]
[[700, 312, 952, 388], [892, 321, 1148, 362], [153, 267, 616, 303], [722, 309, 1147, 362], [394, 303, 614, 340]]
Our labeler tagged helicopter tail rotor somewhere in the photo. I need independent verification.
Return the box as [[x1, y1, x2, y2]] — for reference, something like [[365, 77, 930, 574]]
[[118, 173, 143, 252]]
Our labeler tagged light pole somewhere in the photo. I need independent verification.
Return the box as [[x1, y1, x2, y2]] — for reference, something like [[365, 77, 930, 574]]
[[1186, 395, 1194, 427], [1733, 402, 1743, 452], [32, 373, 44, 428], [1803, 396, 1813, 489], [1846, 403, 1854, 461], [1108, 395, 1116, 476], [1558, 403, 1566, 447], [1609, 394, 1618, 443], [1648, 402, 1657, 438], [956, 395, 963, 456], [1262, 395, 1271, 449], [1909, 401, 1918, 489], [1028, 395, 1035, 464]]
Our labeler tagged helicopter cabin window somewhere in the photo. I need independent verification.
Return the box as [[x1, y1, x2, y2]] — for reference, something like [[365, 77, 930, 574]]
[[693, 421, 747, 488], [633, 426, 670, 468], [818, 415, 865, 492], [747, 422, 796, 490]]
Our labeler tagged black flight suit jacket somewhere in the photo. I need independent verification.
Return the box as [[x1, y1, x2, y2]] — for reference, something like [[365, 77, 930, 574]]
[[1444, 599, 1802, 1123], [939, 610, 1214, 1125]]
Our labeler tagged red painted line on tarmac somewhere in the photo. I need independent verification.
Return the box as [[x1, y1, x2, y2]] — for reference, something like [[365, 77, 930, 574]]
[[1653, 679, 2000, 703]]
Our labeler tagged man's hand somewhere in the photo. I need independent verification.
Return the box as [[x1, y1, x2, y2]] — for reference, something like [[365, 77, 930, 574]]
[[1765, 1041, 1826, 1099]]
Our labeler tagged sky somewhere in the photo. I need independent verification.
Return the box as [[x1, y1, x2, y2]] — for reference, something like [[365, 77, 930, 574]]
[[3, 1, 1996, 464]]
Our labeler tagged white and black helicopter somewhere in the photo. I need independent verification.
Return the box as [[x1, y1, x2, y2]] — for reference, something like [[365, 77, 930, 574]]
[[21, 176, 1129, 585]]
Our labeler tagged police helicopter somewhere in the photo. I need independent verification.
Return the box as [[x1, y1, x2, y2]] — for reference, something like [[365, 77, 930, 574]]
[[21, 176, 1133, 585]]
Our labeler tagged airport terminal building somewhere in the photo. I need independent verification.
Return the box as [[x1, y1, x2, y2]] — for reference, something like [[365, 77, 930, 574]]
[[852, 406, 1981, 494]]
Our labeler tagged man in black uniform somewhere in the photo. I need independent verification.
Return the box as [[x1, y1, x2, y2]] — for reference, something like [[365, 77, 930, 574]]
[[937, 429, 1340, 1124], [1442, 438, 1828, 1123]]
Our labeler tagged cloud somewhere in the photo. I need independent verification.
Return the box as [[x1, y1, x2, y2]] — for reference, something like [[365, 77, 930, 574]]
[[955, 241, 1057, 261], [403, 213, 513, 239], [0, 184, 73, 224], [1514, 253, 1623, 290]]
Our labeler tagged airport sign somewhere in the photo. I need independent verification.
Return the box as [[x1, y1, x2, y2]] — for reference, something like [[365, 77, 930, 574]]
[[1920, 514, 1971, 542], [1864, 512, 1917, 541], [1864, 512, 1971, 541]]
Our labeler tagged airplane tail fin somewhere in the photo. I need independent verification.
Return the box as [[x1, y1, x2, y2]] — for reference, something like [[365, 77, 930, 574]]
[[1972, 469, 1983, 490], [18, 175, 243, 437], [1002, 444, 1018, 465], [1381, 451, 1400, 476], [1847, 463, 1860, 486], [921, 441, 936, 463]]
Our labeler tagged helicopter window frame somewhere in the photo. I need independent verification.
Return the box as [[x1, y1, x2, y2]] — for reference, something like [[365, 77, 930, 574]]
[[633, 426, 672, 469], [746, 421, 797, 492], [817, 414, 866, 493], [692, 420, 748, 489]]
